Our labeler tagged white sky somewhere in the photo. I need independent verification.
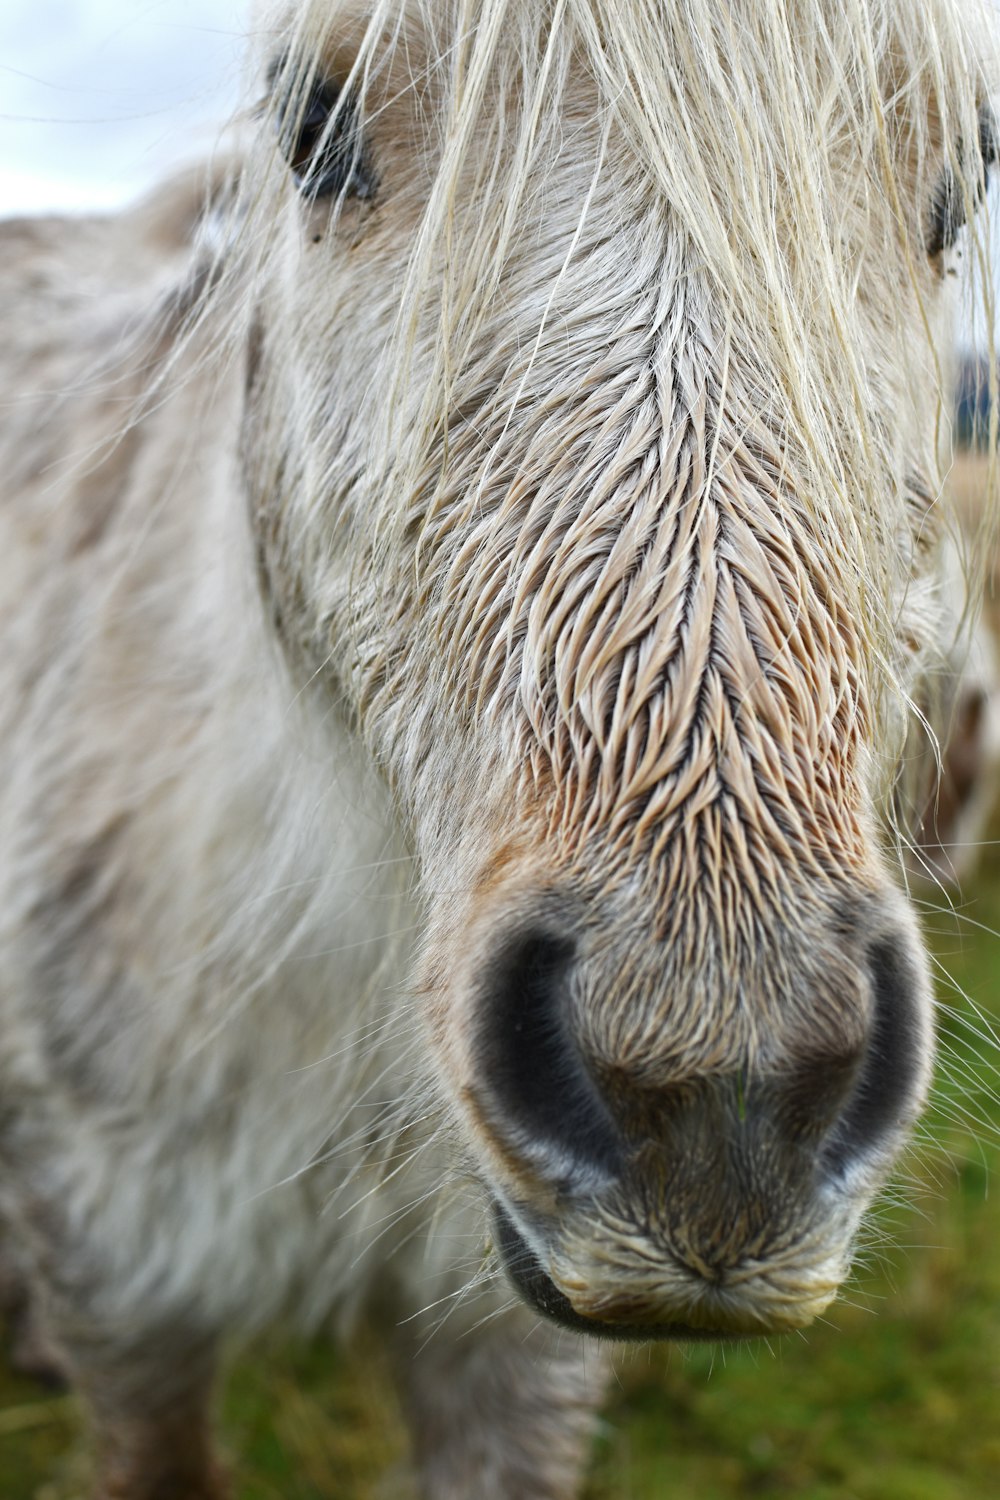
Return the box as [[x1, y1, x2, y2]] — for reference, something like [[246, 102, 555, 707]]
[[0, 1, 996, 350], [0, 1, 248, 214]]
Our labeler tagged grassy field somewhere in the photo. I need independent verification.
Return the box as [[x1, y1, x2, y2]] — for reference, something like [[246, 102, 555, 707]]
[[4, 853, 1000, 1499]]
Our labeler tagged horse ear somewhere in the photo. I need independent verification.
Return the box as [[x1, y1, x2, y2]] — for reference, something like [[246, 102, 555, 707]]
[[926, 102, 998, 257]]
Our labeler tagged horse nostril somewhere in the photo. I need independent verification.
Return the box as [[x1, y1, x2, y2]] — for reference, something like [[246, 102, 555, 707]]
[[477, 929, 622, 1180], [822, 931, 926, 1176]]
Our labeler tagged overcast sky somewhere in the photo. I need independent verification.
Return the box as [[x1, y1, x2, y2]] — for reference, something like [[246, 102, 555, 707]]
[[1, 1, 996, 350], [0, 1, 248, 213]]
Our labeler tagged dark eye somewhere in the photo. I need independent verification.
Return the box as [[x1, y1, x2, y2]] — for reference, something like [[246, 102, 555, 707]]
[[927, 106, 997, 257], [274, 72, 378, 203]]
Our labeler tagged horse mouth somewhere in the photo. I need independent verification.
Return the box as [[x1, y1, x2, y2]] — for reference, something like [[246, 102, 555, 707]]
[[492, 1203, 738, 1343]]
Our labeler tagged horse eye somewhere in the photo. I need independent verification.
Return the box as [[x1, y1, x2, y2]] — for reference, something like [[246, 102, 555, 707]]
[[927, 107, 997, 257], [274, 75, 378, 203]]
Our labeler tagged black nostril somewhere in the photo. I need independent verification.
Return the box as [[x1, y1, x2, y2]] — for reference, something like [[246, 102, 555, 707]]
[[823, 934, 924, 1175], [477, 930, 622, 1179]]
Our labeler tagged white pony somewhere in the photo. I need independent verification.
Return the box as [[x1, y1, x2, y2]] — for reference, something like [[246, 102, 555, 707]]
[[0, 2, 997, 1495]]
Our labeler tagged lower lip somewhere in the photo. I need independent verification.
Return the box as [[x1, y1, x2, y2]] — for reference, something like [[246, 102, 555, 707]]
[[492, 1203, 740, 1344]]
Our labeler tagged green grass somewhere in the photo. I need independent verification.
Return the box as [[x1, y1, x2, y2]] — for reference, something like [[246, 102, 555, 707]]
[[4, 858, 1000, 1499]]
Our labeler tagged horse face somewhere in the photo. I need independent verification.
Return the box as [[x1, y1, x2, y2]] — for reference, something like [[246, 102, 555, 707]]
[[245, 1, 990, 1338]]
